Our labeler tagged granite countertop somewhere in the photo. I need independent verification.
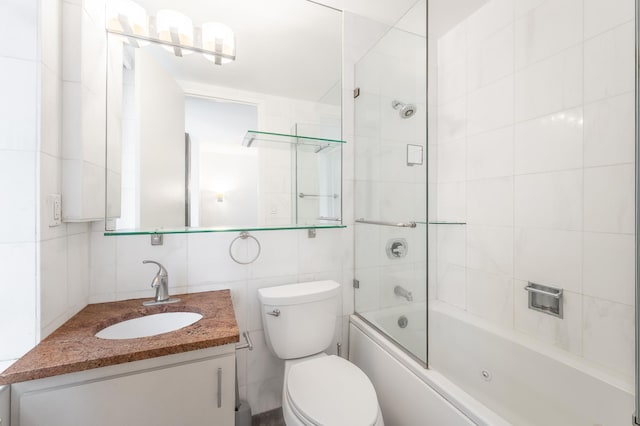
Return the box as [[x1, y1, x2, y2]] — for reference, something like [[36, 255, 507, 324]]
[[0, 290, 239, 385]]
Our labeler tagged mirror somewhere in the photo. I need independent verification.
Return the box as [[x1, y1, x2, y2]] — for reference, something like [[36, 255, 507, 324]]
[[105, 0, 343, 234]]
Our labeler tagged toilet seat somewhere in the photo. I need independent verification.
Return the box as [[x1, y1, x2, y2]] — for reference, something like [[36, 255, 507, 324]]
[[286, 355, 380, 426]]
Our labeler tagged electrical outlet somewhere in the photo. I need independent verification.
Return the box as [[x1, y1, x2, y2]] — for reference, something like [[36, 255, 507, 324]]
[[47, 194, 62, 227]]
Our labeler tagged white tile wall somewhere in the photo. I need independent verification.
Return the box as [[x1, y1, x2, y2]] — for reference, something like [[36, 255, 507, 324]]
[[0, 0, 39, 363], [434, 0, 635, 382], [39, 0, 92, 339]]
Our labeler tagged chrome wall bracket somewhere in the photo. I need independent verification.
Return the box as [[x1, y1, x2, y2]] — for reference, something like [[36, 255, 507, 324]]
[[524, 282, 563, 318]]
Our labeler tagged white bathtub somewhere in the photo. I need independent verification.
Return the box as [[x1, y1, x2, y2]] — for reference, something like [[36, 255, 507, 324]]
[[350, 302, 634, 425], [360, 303, 428, 363]]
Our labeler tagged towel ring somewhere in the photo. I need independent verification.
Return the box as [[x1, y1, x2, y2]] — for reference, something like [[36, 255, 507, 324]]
[[229, 231, 261, 265]]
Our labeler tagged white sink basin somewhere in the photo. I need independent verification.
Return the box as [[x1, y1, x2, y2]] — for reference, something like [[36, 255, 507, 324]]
[[95, 312, 203, 340]]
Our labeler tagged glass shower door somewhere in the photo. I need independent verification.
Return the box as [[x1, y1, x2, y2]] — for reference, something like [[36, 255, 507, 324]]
[[353, 24, 428, 364]]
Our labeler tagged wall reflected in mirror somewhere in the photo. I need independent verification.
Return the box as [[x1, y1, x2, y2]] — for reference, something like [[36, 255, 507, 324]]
[[105, 0, 343, 234]]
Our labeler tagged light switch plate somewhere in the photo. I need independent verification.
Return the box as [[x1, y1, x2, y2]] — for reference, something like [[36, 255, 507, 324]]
[[47, 194, 62, 227]]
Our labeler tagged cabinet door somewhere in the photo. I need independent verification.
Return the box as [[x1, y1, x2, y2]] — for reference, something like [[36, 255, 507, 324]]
[[16, 354, 235, 426]]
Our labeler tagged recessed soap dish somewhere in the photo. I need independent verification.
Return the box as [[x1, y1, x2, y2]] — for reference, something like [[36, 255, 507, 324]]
[[524, 282, 563, 318]]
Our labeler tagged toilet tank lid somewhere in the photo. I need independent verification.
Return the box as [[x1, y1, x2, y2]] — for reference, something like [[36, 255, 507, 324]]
[[258, 280, 340, 306]]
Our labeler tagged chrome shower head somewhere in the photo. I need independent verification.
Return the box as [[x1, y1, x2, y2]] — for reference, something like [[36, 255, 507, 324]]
[[391, 100, 417, 119]]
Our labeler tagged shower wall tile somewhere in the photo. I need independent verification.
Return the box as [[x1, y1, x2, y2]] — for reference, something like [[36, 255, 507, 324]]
[[583, 164, 634, 234], [582, 296, 634, 378], [583, 21, 634, 103], [467, 75, 514, 136], [467, 269, 513, 328], [436, 226, 466, 267], [435, 182, 466, 223], [438, 60, 467, 105], [583, 0, 635, 39], [514, 46, 583, 122], [514, 282, 583, 356], [583, 232, 634, 306], [436, 139, 466, 183], [466, 225, 513, 277], [438, 21, 466, 68], [583, 93, 635, 167], [466, 0, 514, 43], [514, 170, 582, 231], [437, 97, 467, 142], [514, 0, 545, 18], [436, 263, 466, 310], [467, 127, 514, 180], [467, 177, 513, 226], [514, 0, 583, 69], [514, 228, 582, 293], [467, 24, 514, 92], [514, 108, 583, 174]]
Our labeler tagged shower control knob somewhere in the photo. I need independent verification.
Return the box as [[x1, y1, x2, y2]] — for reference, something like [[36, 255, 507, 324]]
[[386, 238, 408, 259]]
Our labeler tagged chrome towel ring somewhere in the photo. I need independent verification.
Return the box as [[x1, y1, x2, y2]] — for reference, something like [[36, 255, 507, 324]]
[[229, 231, 261, 265]]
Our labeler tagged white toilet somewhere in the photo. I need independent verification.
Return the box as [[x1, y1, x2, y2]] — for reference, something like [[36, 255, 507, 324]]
[[258, 280, 384, 426]]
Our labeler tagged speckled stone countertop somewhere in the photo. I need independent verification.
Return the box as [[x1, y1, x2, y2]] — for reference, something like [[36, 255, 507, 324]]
[[0, 290, 239, 385]]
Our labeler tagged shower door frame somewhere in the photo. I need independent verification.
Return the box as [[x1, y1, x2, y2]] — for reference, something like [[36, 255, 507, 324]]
[[351, 4, 430, 369], [635, 0, 640, 423]]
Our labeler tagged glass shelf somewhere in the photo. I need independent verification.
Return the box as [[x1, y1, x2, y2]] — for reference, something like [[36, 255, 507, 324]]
[[242, 130, 346, 152], [104, 224, 346, 236]]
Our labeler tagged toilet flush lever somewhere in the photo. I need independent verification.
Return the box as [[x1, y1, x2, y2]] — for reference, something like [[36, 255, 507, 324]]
[[266, 309, 281, 317]]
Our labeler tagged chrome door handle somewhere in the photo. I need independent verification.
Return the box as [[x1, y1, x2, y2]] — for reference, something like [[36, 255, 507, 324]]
[[266, 309, 281, 317]]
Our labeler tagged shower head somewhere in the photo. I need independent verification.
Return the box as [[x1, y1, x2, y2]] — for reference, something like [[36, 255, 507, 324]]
[[392, 100, 417, 119]]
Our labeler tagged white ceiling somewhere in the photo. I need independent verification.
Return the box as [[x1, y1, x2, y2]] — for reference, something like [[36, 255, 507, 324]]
[[133, 0, 342, 102]]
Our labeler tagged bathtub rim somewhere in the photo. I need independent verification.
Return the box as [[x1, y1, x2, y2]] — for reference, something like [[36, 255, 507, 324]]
[[350, 314, 510, 426]]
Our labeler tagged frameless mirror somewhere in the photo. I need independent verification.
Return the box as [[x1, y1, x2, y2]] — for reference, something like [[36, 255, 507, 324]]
[[105, 0, 343, 235]]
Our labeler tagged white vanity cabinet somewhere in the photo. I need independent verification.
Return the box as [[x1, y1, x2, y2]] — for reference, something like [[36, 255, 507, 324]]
[[10, 346, 235, 426]]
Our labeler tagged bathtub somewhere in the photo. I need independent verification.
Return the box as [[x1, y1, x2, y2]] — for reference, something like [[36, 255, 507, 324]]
[[350, 301, 634, 425]]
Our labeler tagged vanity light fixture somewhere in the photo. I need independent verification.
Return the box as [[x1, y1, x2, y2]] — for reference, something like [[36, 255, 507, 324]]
[[105, 1, 236, 64], [156, 9, 194, 57], [106, 0, 150, 47], [202, 22, 236, 65]]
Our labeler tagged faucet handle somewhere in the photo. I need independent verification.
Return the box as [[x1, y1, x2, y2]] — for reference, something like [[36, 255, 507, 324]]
[[142, 260, 168, 277]]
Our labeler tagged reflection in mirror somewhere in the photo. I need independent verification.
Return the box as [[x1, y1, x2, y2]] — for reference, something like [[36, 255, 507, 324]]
[[105, 0, 343, 234]]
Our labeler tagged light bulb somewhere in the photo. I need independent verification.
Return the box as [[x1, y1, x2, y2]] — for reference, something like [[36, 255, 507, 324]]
[[202, 22, 235, 64], [106, 0, 149, 46], [156, 9, 194, 55]]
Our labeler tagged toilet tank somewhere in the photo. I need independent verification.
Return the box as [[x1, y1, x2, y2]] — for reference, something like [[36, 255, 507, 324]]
[[258, 280, 340, 359]]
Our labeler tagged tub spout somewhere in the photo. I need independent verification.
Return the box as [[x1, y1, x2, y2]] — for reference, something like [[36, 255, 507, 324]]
[[394, 285, 413, 302]]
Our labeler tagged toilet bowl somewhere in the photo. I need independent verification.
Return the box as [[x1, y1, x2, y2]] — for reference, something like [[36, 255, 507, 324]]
[[258, 281, 384, 426], [282, 354, 383, 426]]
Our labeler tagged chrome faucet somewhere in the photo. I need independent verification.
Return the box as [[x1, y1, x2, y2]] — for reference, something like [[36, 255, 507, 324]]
[[394, 285, 413, 302], [142, 260, 180, 306]]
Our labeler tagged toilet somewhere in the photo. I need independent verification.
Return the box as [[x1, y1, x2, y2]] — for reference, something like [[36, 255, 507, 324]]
[[258, 280, 384, 426]]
